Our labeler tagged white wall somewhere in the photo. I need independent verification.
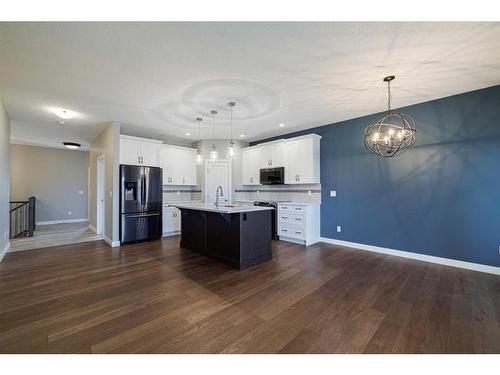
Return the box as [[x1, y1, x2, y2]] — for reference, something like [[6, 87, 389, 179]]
[[89, 122, 120, 245], [0, 100, 10, 261]]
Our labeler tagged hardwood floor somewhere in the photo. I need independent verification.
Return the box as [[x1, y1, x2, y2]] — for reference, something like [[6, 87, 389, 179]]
[[1, 236, 500, 353], [9, 222, 103, 252]]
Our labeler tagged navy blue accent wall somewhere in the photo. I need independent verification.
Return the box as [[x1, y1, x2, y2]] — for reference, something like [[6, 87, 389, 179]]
[[252, 85, 500, 267]]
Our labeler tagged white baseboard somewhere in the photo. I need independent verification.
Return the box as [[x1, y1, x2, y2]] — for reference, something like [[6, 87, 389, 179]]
[[104, 235, 120, 247], [320, 237, 500, 276], [37, 218, 89, 225], [162, 231, 180, 237], [0, 241, 10, 263]]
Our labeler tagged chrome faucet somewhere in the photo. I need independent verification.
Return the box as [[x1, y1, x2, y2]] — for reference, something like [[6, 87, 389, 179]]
[[215, 186, 224, 207]]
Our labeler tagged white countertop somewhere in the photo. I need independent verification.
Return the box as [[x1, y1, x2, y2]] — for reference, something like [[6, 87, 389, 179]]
[[170, 202, 274, 214]]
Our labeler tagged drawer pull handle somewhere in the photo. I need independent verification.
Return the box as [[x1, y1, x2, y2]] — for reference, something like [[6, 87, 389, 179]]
[[282, 229, 288, 232], [295, 218, 301, 220], [295, 208, 301, 210], [295, 231, 301, 234], [282, 216, 288, 219]]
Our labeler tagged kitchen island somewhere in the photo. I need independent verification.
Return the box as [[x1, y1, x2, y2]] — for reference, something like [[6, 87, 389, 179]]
[[170, 202, 274, 269]]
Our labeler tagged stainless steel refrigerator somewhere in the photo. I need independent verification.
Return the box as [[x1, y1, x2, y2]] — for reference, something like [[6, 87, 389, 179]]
[[120, 165, 162, 244]]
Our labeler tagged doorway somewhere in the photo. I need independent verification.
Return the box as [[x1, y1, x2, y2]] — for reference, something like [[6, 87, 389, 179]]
[[96, 154, 105, 235], [204, 159, 231, 204]]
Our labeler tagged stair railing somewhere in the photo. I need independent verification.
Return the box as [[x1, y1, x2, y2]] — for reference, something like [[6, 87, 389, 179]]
[[9, 196, 36, 238]]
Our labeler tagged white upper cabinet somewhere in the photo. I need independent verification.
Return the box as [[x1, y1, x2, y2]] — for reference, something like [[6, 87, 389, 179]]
[[159, 144, 197, 186], [242, 147, 261, 185], [284, 135, 321, 184], [259, 141, 284, 168], [120, 135, 160, 167], [242, 134, 321, 185]]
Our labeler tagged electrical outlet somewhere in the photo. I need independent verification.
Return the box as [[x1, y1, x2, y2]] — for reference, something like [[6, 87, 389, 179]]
[[330, 190, 336, 197], [68, 211, 72, 216], [337, 226, 342, 233], [177, 190, 180, 195], [78, 190, 84, 195], [256, 190, 260, 195], [308, 190, 312, 196]]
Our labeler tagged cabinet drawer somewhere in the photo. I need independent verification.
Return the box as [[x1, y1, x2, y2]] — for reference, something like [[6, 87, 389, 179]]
[[279, 225, 305, 240], [279, 212, 305, 228], [279, 204, 305, 213]]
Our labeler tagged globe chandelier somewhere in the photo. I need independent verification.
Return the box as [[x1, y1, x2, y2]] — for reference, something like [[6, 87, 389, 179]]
[[364, 76, 416, 157]]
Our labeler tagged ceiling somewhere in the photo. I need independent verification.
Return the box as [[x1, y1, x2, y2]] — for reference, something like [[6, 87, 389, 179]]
[[1, 22, 500, 150]]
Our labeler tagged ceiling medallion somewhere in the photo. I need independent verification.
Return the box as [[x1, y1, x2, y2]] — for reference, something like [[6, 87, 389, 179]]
[[364, 76, 416, 157]]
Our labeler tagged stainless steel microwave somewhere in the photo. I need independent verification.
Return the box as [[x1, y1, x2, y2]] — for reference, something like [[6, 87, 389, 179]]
[[260, 167, 285, 185]]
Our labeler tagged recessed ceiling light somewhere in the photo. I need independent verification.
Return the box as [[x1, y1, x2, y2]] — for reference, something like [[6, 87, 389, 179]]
[[185, 132, 191, 136], [240, 134, 245, 138], [279, 123, 285, 127], [52, 108, 76, 119], [63, 142, 81, 150]]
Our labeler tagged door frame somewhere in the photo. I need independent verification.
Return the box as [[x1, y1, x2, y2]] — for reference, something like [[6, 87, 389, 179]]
[[204, 159, 232, 203], [96, 154, 105, 235]]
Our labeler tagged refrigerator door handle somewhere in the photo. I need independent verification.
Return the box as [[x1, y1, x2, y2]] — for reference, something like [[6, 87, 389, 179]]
[[124, 213, 160, 218]]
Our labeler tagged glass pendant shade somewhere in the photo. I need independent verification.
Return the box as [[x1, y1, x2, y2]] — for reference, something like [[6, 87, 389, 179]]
[[364, 76, 416, 157], [195, 117, 203, 163], [228, 141, 235, 158], [210, 110, 218, 160], [210, 143, 218, 160]]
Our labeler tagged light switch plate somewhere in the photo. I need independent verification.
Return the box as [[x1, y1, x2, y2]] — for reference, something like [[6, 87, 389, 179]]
[[177, 190, 180, 195], [68, 211, 72, 216], [308, 190, 312, 196], [256, 190, 260, 195], [337, 226, 341, 233], [330, 190, 336, 197]]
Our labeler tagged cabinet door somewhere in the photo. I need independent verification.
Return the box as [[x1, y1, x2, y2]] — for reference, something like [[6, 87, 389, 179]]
[[140, 142, 159, 167], [185, 150, 197, 185], [159, 146, 169, 185], [259, 145, 273, 168], [120, 138, 141, 165], [271, 143, 284, 167], [163, 208, 179, 234], [296, 138, 314, 183], [173, 208, 181, 231], [242, 149, 253, 185], [162, 146, 177, 185], [284, 141, 298, 184]]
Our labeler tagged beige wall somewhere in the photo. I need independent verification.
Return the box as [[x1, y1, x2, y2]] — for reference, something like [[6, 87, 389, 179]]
[[89, 122, 120, 244], [0, 100, 10, 260], [10, 144, 89, 223]]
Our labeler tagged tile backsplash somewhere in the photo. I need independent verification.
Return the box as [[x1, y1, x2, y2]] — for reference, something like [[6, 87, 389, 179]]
[[163, 186, 201, 203], [234, 184, 321, 204], [163, 184, 321, 204]]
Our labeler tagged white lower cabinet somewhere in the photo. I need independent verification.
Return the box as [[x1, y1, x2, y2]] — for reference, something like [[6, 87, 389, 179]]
[[163, 206, 181, 236], [277, 203, 320, 246]]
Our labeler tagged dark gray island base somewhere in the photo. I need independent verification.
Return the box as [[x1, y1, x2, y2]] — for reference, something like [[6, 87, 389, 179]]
[[178, 207, 272, 269]]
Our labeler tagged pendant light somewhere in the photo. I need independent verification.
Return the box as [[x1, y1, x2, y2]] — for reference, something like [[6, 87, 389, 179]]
[[227, 101, 236, 158], [210, 110, 218, 160], [364, 76, 416, 157], [196, 117, 203, 163]]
